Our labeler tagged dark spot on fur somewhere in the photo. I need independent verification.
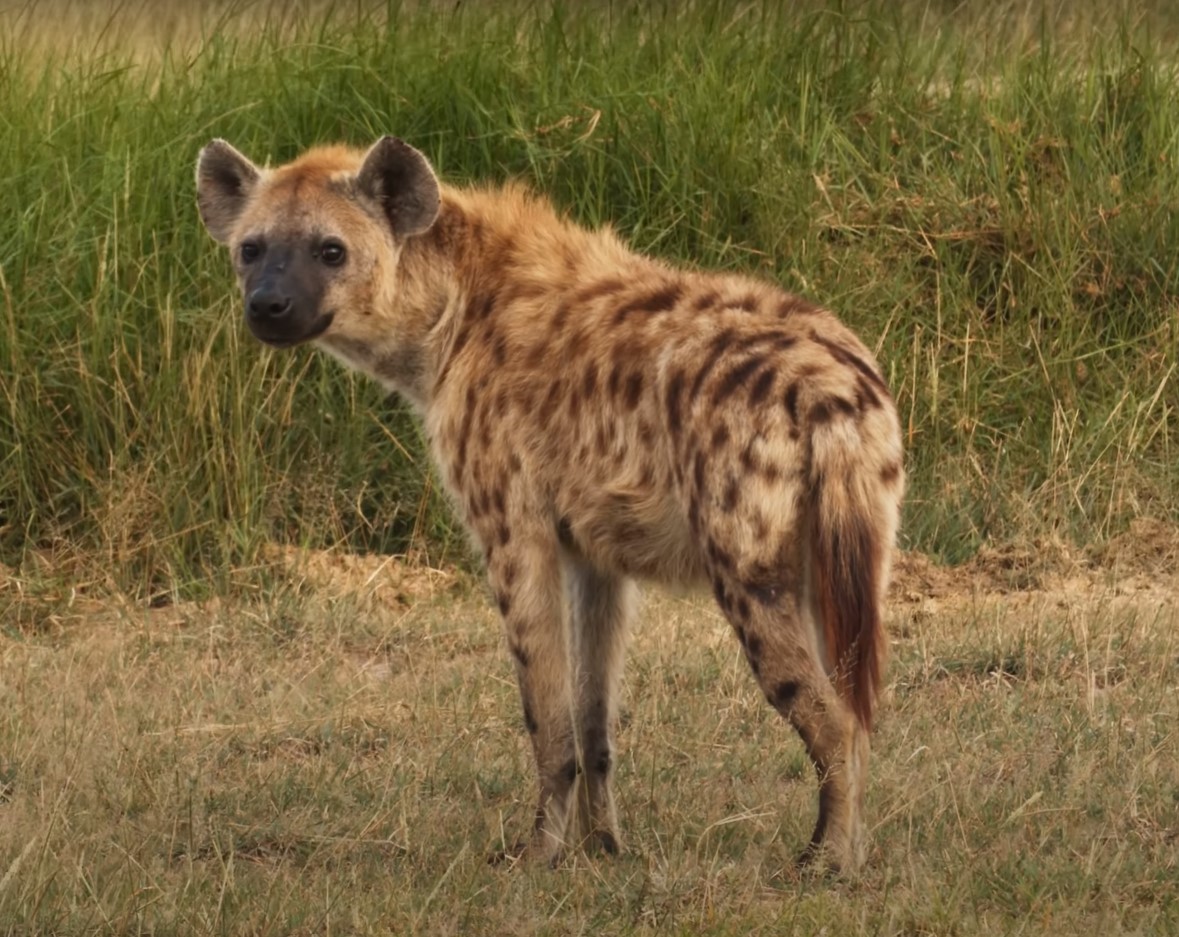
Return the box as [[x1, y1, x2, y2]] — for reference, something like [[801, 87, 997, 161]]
[[502, 561, 518, 587], [773, 681, 800, 709], [593, 750, 612, 775], [783, 383, 800, 426], [509, 453, 522, 474], [559, 758, 580, 786], [734, 595, 751, 621], [510, 641, 528, 666], [688, 329, 735, 400], [708, 541, 734, 572], [583, 363, 598, 398], [498, 523, 511, 546], [665, 369, 686, 437], [612, 283, 684, 324], [746, 633, 763, 660], [623, 372, 643, 410], [692, 291, 719, 313], [576, 277, 626, 306], [811, 396, 856, 425], [721, 477, 740, 512], [552, 302, 572, 332], [881, 462, 902, 485], [732, 330, 797, 356], [712, 355, 766, 405], [607, 363, 623, 400], [711, 424, 730, 452], [473, 289, 498, 320], [739, 442, 759, 474], [498, 593, 512, 616], [777, 295, 821, 318], [748, 367, 776, 406], [693, 451, 706, 493], [810, 399, 832, 425], [524, 704, 538, 735], [734, 294, 759, 313], [812, 333, 889, 392], [557, 515, 574, 548], [857, 374, 883, 411]]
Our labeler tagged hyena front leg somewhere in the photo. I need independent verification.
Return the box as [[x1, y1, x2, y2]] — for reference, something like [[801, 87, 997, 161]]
[[484, 527, 579, 866], [567, 561, 637, 855]]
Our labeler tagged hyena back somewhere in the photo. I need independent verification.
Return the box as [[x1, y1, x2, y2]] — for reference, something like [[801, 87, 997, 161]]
[[196, 135, 904, 874]]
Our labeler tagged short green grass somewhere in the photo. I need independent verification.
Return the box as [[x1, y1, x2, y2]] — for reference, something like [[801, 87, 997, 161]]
[[2, 0, 1179, 596], [1, 563, 1175, 934]]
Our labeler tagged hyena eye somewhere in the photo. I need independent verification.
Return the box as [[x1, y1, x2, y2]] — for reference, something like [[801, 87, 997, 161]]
[[319, 240, 347, 267], [239, 241, 261, 264]]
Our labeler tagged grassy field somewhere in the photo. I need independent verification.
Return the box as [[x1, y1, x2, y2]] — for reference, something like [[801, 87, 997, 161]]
[[1, 547, 1177, 934], [2, 0, 1179, 933]]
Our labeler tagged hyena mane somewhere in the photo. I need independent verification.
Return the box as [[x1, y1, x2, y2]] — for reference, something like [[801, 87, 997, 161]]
[[195, 135, 905, 875]]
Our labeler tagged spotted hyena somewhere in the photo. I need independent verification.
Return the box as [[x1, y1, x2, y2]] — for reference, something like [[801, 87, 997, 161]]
[[195, 135, 904, 874]]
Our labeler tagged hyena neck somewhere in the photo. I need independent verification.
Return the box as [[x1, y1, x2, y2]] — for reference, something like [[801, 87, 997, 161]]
[[319, 210, 464, 412], [331, 184, 620, 413]]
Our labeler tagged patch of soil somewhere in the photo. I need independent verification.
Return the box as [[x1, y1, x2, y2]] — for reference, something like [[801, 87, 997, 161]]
[[260, 543, 460, 609], [890, 517, 1179, 614]]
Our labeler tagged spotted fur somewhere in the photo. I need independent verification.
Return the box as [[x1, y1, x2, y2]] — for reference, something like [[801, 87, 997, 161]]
[[196, 135, 905, 874]]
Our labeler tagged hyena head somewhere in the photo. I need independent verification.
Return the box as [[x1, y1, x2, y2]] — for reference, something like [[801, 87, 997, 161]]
[[194, 136, 440, 350]]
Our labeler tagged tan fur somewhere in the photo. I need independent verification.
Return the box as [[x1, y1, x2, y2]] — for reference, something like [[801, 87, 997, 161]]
[[196, 137, 905, 875]]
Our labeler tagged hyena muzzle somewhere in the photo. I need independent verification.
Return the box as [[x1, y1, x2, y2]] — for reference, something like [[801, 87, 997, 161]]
[[195, 135, 904, 875]]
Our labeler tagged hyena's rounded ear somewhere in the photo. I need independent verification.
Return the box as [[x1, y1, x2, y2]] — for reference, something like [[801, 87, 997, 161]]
[[195, 139, 262, 244], [356, 136, 441, 239]]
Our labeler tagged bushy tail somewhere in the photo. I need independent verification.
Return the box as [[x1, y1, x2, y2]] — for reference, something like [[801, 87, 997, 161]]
[[809, 459, 889, 731]]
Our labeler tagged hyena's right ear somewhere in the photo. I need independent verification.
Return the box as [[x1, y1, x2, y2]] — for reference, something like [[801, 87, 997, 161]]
[[356, 136, 441, 239], [195, 139, 262, 244]]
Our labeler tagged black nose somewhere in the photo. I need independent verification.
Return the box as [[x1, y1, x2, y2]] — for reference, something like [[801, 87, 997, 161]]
[[247, 288, 293, 321]]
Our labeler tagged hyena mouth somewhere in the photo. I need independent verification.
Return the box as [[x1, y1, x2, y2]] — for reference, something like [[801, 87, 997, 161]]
[[251, 312, 335, 348]]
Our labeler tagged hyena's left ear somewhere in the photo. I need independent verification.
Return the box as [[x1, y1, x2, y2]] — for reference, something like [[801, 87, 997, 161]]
[[356, 136, 441, 239], [195, 139, 262, 244]]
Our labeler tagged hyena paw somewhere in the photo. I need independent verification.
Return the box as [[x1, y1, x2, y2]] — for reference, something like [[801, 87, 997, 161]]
[[796, 837, 864, 878], [588, 828, 621, 856], [487, 833, 566, 869]]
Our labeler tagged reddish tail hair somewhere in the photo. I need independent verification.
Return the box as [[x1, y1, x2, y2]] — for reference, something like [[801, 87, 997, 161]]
[[810, 479, 886, 730]]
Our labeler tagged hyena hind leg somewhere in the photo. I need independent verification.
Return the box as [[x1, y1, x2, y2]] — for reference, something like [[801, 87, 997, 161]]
[[717, 579, 869, 875], [567, 561, 637, 856], [486, 529, 579, 867]]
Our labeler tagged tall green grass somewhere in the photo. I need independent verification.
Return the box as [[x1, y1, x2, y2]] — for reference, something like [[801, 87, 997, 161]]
[[2, 0, 1178, 597]]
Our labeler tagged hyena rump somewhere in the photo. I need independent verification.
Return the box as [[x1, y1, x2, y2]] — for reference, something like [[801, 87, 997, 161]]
[[196, 135, 904, 874]]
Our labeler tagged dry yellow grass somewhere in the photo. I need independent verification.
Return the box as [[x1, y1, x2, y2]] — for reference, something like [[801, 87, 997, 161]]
[[1, 542, 1176, 934]]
